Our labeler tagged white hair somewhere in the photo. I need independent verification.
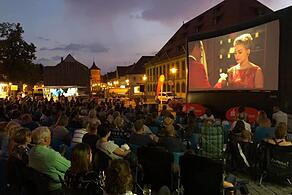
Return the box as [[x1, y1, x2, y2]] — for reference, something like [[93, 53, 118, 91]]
[[32, 126, 51, 145]]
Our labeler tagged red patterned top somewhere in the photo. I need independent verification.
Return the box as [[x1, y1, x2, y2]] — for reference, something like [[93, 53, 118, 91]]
[[228, 64, 261, 89]]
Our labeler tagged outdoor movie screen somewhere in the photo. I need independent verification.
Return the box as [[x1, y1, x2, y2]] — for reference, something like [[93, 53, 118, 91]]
[[188, 20, 279, 91]]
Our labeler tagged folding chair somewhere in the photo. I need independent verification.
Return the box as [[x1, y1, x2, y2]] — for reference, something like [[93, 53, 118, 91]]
[[258, 141, 292, 185], [137, 146, 174, 192], [179, 153, 224, 195], [93, 148, 112, 173]]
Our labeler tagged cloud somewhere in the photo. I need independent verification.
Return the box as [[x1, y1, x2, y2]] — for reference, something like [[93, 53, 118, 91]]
[[51, 55, 63, 61], [63, 0, 221, 25], [40, 43, 109, 53], [35, 57, 51, 64], [36, 36, 51, 41]]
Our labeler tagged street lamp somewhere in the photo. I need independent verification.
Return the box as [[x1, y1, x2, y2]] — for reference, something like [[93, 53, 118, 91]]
[[170, 67, 177, 94], [142, 75, 147, 101]]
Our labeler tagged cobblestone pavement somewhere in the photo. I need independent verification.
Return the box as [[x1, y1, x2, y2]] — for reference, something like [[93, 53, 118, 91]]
[[234, 174, 292, 195]]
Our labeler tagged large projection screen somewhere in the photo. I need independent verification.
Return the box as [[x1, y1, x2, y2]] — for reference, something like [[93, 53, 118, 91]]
[[188, 20, 279, 91]]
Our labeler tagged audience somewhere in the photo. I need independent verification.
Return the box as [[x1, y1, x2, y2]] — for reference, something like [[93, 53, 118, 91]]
[[0, 97, 291, 194]]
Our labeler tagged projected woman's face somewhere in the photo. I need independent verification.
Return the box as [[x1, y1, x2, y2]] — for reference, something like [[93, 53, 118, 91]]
[[234, 44, 250, 65]]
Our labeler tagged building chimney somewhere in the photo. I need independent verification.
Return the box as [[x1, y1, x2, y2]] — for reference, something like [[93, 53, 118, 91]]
[[61, 57, 63, 62]]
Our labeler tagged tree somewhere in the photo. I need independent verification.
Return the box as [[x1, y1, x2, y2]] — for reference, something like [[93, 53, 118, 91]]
[[0, 22, 41, 84]]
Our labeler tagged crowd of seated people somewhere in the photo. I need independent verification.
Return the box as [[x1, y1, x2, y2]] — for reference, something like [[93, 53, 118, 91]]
[[0, 97, 290, 194]]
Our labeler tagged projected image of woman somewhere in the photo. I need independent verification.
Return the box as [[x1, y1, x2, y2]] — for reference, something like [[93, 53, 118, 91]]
[[216, 33, 264, 89], [188, 41, 211, 89]]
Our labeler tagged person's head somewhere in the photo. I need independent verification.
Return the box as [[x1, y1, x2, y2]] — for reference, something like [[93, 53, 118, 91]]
[[134, 119, 144, 133], [70, 143, 92, 174], [97, 123, 111, 138], [21, 114, 32, 123], [113, 111, 120, 119], [241, 130, 252, 142], [233, 120, 245, 133], [13, 127, 32, 145], [87, 122, 98, 134], [57, 114, 69, 126], [105, 159, 133, 195], [275, 122, 287, 139], [114, 116, 124, 128], [257, 110, 268, 121], [163, 125, 176, 136], [88, 109, 96, 118], [272, 106, 280, 113], [233, 33, 253, 65], [162, 105, 167, 111], [0, 121, 8, 133], [6, 121, 21, 138], [163, 117, 173, 127], [189, 41, 203, 61], [32, 126, 51, 146], [205, 108, 212, 117]]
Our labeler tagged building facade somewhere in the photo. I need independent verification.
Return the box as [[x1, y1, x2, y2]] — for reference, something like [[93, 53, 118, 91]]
[[43, 54, 90, 98]]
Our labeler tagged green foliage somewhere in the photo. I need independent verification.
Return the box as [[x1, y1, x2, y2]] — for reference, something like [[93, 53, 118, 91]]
[[0, 22, 42, 84]]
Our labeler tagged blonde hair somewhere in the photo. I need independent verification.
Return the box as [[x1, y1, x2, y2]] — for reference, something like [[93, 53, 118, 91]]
[[114, 116, 124, 128], [233, 33, 253, 49], [88, 109, 97, 118], [163, 125, 176, 136], [275, 122, 287, 139]]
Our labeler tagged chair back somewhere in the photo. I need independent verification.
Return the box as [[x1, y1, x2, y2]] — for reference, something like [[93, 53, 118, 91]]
[[93, 148, 111, 173], [261, 141, 292, 179], [25, 167, 59, 195], [137, 146, 173, 191], [180, 153, 223, 195]]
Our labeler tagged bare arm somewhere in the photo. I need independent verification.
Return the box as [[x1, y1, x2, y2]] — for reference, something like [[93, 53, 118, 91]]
[[255, 68, 264, 88], [113, 147, 130, 157]]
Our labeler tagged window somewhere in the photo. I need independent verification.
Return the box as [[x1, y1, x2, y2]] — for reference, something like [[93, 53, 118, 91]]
[[176, 82, 180, 93], [182, 82, 186, 93], [181, 60, 186, 78], [176, 61, 180, 78]]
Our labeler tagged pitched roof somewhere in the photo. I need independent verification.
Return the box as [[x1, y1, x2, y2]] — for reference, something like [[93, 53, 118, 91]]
[[44, 54, 89, 87], [127, 56, 154, 74], [90, 61, 101, 70], [150, 0, 273, 63], [117, 65, 133, 77]]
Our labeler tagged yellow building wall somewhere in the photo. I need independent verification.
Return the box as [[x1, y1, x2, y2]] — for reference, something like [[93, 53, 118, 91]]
[[145, 54, 187, 100]]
